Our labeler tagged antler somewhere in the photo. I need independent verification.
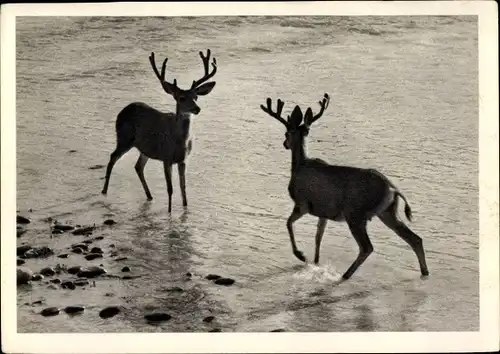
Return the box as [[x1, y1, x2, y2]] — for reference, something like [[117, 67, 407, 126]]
[[149, 52, 178, 92], [260, 98, 288, 127], [305, 93, 330, 126], [191, 49, 217, 89]]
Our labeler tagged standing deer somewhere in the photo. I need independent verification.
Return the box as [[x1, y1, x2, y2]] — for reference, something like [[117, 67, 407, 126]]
[[101, 49, 217, 213], [260, 93, 429, 280]]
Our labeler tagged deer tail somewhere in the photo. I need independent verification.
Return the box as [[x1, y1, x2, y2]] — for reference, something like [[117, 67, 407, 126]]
[[395, 191, 413, 222]]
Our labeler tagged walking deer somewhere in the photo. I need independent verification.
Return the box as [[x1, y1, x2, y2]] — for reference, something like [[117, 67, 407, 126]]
[[101, 49, 217, 213], [260, 93, 429, 280]]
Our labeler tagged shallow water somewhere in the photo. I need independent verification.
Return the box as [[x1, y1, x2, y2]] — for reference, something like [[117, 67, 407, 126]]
[[16, 16, 478, 332]]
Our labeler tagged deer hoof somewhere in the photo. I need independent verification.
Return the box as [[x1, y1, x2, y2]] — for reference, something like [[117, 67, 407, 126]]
[[294, 250, 306, 262]]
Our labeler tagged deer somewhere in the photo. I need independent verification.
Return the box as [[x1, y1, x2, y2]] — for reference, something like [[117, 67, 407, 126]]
[[101, 49, 217, 213], [260, 93, 429, 280]]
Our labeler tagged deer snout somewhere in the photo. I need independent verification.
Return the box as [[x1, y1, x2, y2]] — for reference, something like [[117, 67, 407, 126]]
[[191, 105, 201, 115]]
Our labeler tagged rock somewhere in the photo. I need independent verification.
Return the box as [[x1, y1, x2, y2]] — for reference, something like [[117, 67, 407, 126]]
[[22, 247, 54, 259], [208, 328, 221, 332], [89, 164, 105, 170], [270, 329, 286, 332], [17, 227, 27, 237], [67, 266, 82, 275], [165, 286, 183, 293], [114, 257, 128, 262], [17, 215, 31, 224], [85, 253, 103, 261], [64, 306, 85, 314], [31, 274, 44, 281], [77, 266, 107, 278], [144, 313, 172, 322], [185, 272, 192, 277], [41, 307, 60, 316], [71, 243, 89, 251], [68, 149, 77, 153], [121, 275, 141, 280], [57, 254, 69, 259], [72, 226, 95, 235], [17, 267, 33, 285], [32, 300, 44, 305], [61, 281, 76, 290], [90, 247, 103, 254], [214, 277, 235, 286], [103, 219, 116, 225], [53, 224, 75, 231], [121, 266, 131, 272], [104, 292, 114, 297], [205, 274, 221, 281], [50, 279, 61, 284], [17, 245, 32, 256], [40, 267, 56, 276], [203, 316, 215, 323], [71, 247, 85, 254], [17, 259, 25, 266], [109, 244, 116, 248], [93, 236, 104, 241], [82, 239, 94, 244], [99, 306, 120, 319], [51, 229, 64, 235], [74, 279, 89, 287]]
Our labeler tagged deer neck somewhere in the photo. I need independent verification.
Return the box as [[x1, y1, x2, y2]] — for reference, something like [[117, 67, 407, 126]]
[[291, 137, 307, 173]]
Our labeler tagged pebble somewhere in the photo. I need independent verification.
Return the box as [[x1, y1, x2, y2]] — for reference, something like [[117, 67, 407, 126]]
[[77, 266, 107, 278], [51, 229, 64, 235], [214, 278, 235, 286], [32, 300, 44, 305], [53, 224, 75, 231], [72, 243, 89, 251], [109, 244, 116, 248], [93, 236, 105, 241], [31, 274, 44, 281], [85, 253, 103, 261], [90, 247, 103, 254], [165, 286, 183, 293], [71, 247, 85, 254], [22, 247, 54, 259], [40, 267, 56, 276], [72, 226, 95, 235], [67, 266, 82, 275], [17, 215, 31, 224], [121, 266, 131, 272], [50, 279, 61, 284], [122, 275, 141, 280], [47, 284, 58, 290], [270, 329, 286, 332], [203, 316, 215, 323], [208, 328, 222, 332], [144, 313, 172, 322], [99, 306, 120, 319], [61, 280, 76, 290], [89, 164, 106, 170], [74, 279, 89, 287], [205, 274, 221, 281], [17, 227, 27, 238], [82, 239, 94, 244], [40, 307, 60, 317], [17, 259, 25, 266], [17, 267, 33, 285], [103, 219, 116, 225], [17, 245, 32, 256], [114, 257, 128, 262], [64, 306, 85, 314], [57, 254, 69, 259]]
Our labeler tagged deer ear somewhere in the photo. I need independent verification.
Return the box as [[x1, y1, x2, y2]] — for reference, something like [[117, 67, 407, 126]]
[[288, 105, 303, 127], [304, 107, 314, 126], [195, 81, 216, 96]]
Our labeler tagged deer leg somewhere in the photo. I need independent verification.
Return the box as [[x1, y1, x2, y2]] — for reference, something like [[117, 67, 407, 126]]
[[314, 218, 327, 264], [163, 162, 173, 213], [178, 162, 188, 207], [286, 205, 307, 262], [101, 144, 132, 195], [378, 202, 429, 276], [134, 153, 152, 201], [342, 217, 373, 280]]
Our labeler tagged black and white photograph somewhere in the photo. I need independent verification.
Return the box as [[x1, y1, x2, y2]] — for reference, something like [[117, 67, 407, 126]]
[[1, 1, 498, 353]]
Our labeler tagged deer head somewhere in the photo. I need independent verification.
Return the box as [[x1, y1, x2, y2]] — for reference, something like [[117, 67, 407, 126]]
[[260, 93, 330, 149], [149, 49, 217, 115]]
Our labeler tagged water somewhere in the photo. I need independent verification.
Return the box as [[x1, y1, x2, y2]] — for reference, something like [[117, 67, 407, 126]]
[[16, 16, 478, 332]]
